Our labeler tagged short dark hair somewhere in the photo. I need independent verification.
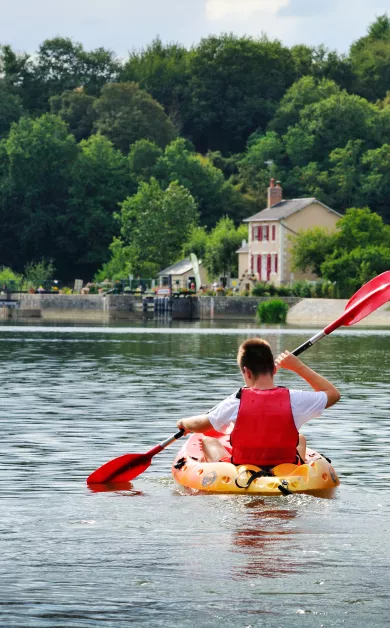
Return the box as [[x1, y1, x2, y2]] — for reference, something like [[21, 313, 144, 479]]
[[237, 338, 274, 377]]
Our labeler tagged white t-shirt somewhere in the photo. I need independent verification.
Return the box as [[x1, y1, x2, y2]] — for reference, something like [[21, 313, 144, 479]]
[[207, 389, 327, 433]]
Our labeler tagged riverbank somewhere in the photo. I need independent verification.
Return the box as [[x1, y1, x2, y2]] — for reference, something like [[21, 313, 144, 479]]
[[1, 293, 390, 326]]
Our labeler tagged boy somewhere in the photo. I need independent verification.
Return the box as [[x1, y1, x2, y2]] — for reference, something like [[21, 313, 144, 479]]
[[177, 338, 340, 466]]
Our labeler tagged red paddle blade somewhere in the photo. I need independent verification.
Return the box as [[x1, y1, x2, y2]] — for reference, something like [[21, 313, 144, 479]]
[[346, 271, 390, 310], [344, 283, 390, 326], [325, 280, 390, 334], [86, 453, 151, 484]]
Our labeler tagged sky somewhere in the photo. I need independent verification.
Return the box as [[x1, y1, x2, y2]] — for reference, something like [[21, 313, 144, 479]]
[[1, 0, 390, 57]]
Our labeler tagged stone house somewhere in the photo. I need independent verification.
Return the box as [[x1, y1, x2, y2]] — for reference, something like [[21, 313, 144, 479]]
[[237, 179, 342, 286]]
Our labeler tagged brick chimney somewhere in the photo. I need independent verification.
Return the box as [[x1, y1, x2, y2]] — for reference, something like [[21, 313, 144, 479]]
[[267, 178, 283, 208]]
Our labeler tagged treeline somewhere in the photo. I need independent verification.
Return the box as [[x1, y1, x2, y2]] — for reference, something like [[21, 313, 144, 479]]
[[1, 16, 390, 280]]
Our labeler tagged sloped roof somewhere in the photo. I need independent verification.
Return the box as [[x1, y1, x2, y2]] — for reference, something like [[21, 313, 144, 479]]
[[158, 257, 198, 276], [243, 198, 342, 222], [236, 242, 249, 253]]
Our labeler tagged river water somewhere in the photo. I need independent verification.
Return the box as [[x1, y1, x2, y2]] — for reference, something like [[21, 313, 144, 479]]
[[0, 321, 389, 627]]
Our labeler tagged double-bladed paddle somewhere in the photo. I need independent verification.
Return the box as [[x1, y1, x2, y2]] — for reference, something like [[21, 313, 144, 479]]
[[86, 271, 390, 485]]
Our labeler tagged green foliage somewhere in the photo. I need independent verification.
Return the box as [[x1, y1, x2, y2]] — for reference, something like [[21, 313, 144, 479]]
[[350, 16, 390, 101], [66, 134, 136, 272], [257, 299, 288, 324], [1, 114, 77, 273], [182, 225, 208, 260], [120, 37, 189, 127], [24, 260, 55, 287], [50, 89, 96, 141], [0, 81, 24, 138], [128, 139, 162, 180], [203, 217, 247, 279], [184, 34, 296, 153], [0, 266, 22, 287], [290, 227, 337, 276], [291, 207, 390, 296], [155, 138, 244, 227], [94, 82, 176, 153], [102, 178, 198, 278]]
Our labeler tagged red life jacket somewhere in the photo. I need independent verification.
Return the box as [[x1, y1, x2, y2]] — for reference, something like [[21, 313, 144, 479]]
[[230, 387, 298, 467]]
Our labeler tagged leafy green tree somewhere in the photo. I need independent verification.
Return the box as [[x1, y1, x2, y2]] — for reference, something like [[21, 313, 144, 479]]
[[204, 217, 247, 279], [184, 34, 296, 153], [238, 131, 285, 201], [94, 82, 176, 153], [0, 81, 24, 138], [182, 225, 209, 260], [50, 89, 96, 141], [24, 259, 55, 287], [269, 77, 340, 135], [156, 138, 246, 227], [291, 207, 390, 295], [0, 44, 42, 113], [284, 92, 379, 166], [290, 227, 337, 276], [350, 15, 390, 101], [328, 140, 363, 208], [360, 144, 390, 222], [112, 178, 198, 277], [128, 139, 162, 180], [66, 134, 136, 274], [2, 114, 77, 272], [120, 38, 189, 129]]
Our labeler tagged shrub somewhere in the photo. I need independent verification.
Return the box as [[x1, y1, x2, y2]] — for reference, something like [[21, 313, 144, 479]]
[[257, 299, 289, 323], [0, 266, 22, 291], [276, 285, 292, 296], [252, 282, 270, 296]]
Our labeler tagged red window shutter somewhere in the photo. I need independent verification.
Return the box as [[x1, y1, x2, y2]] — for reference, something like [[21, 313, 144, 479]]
[[258, 226, 262, 241], [272, 225, 276, 241], [275, 254, 278, 273], [257, 255, 261, 279], [250, 255, 253, 272], [267, 254, 271, 281], [265, 226, 269, 241]]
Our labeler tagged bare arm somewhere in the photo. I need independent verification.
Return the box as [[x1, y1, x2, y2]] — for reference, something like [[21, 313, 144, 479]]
[[275, 351, 341, 408], [177, 415, 213, 434]]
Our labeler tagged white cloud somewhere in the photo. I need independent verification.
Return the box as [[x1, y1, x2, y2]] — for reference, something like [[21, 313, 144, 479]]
[[206, 0, 290, 20]]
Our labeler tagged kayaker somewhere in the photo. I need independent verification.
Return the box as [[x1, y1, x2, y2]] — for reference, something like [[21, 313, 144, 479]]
[[176, 337, 340, 466]]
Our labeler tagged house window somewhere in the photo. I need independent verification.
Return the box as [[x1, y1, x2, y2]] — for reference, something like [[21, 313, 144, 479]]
[[272, 254, 278, 274], [271, 225, 276, 241], [263, 226, 269, 241]]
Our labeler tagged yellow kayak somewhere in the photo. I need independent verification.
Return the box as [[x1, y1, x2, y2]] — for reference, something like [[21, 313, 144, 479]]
[[172, 430, 340, 496]]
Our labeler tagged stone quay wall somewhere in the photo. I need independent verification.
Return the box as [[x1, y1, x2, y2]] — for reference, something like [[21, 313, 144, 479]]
[[6, 293, 390, 325]]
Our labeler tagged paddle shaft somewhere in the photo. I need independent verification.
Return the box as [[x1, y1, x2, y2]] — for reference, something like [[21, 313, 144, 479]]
[[146, 430, 185, 457], [292, 280, 390, 356]]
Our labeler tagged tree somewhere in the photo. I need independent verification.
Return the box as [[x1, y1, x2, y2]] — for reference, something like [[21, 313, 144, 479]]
[[94, 82, 176, 153], [183, 34, 296, 153], [284, 91, 379, 166], [204, 217, 247, 279], [291, 207, 390, 295], [66, 134, 136, 275], [350, 15, 390, 101], [360, 144, 390, 222], [2, 114, 78, 272], [120, 38, 189, 129], [155, 138, 245, 227], [50, 89, 96, 141], [290, 227, 337, 276], [269, 76, 340, 135], [182, 225, 209, 260], [0, 81, 24, 139], [113, 178, 198, 277], [238, 131, 285, 201], [128, 139, 162, 180]]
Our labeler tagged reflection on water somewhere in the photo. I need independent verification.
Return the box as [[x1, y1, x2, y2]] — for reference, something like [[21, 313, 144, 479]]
[[0, 323, 389, 627], [232, 500, 300, 579]]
